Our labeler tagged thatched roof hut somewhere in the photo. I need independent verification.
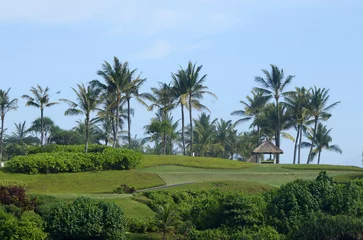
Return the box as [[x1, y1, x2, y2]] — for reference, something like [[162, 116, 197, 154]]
[[251, 139, 283, 164]]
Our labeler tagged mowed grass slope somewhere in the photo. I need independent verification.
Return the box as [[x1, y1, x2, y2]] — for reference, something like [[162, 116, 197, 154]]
[[0, 169, 165, 194], [137, 155, 255, 169]]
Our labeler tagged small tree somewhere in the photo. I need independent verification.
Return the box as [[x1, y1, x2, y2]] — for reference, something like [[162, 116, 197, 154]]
[[155, 203, 181, 240]]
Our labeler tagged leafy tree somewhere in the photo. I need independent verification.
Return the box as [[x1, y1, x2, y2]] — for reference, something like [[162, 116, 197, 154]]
[[21, 85, 59, 147], [306, 87, 340, 163], [214, 119, 233, 158], [254, 65, 294, 163], [61, 83, 101, 152], [28, 117, 57, 144], [0, 88, 18, 160], [302, 123, 342, 164]]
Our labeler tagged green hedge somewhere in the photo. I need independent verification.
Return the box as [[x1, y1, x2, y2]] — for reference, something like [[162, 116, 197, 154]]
[[8, 148, 142, 174], [27, 144, 108, 154]]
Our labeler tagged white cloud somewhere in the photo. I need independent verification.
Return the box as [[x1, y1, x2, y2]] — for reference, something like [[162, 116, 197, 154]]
[[134, 40, 173, 60]]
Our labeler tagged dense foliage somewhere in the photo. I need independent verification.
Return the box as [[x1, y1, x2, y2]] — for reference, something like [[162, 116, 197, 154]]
[[140, 171, 363, 239], [7, 146, 142, 174], [45, 197, 125, 240]]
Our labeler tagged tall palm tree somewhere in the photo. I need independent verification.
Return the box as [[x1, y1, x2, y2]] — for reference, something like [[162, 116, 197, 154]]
[[22, 85, 59, 146], [254, 64, 294, 164], [0, 88, 18, 160], [171, 69, 188, 155], [231, 89, 270, 145], [306, 87, 340, 163], [123, 68, 151, 149], [183, 61, 217, 156], [284, 87, 311, 164], [93, 57, 150, 148], [60, 83, 101, 152], [302, 123, 342, 164]]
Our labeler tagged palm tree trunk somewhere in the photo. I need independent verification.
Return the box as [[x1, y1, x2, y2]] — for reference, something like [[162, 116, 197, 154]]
[[293, 125, 300, 164], [41, 108, 44, 147], [181, 105, 186, 155], [275, 97, 280, 164], [189, 95, 193, 156], [114, 95, 120, 147], [0, 115, 4, 160], [317, 150, 322, 164], [307, 117, 318, 164], [111, 116, 116, 147], [257, 125, 260, 146], [85, 116, 89, 153], [298, 122, 303, 164], [127, 98, 131, 149]]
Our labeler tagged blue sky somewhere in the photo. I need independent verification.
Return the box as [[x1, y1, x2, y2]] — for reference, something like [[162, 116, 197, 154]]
[[1, 0, 362, 165]]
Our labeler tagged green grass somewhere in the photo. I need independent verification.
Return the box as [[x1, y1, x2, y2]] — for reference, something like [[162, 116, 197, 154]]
[[332, 173, 363, 182], [281, 164, 363, 171], [0, 168, 165, 194], [158, 180, 275, 194], [138, 155, 254, 169]]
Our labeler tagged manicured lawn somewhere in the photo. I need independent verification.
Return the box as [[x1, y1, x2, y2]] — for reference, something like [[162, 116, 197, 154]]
[[157, 180, 275, 194], [138, 155, 255, 169], [0, 168, 165, 194], [280, 164, 363, 171]]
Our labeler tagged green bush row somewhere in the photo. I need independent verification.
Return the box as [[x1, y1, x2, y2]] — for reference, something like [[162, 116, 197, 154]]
[[7, 148, 142, 174], [27, 144, 108, 154]]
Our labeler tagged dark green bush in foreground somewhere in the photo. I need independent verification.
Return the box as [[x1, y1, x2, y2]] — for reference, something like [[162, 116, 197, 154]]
[[7, 148, 142, 174], [45, 197, 125, 240]]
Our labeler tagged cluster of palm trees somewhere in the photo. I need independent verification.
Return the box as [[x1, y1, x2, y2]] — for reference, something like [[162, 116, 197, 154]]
[[0, 59, 342, 164], [232, 65, 342, 164]]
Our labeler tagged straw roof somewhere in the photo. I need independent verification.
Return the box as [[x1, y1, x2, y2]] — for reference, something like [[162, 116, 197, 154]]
[[252, 139, 283, 154]]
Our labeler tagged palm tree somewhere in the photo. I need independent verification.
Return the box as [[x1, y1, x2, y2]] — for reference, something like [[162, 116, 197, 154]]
[[171, 69, 188, 155], [155, 203, 181, 240], [60, 83, 101, 152], [254, 64, 294, 164], [123, 68, 151, 149], [22, 85, 59, 147], [302, 123, 342, 164], [284, 87, 311, 164], [183, 61, 217, 156], [149, 82, 175, 119], [0, 88, 18, 160], [215, 118, 233, 158], [306, 87, 340, 163], [231, 89, 270, 145], [93, 57, 150, 148], [4, 121, 39, 145]]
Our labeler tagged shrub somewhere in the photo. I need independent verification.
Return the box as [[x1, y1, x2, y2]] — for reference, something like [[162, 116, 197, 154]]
[[8, 147, 142, 174], [0, 180, 27, 188], [0, 186, 36, 211], [114, 184, 136, 194], [126, 217, 157, 233], [289, 213, 363, 240], [0, 208, 47, 240], [45, 197, 126, 240]]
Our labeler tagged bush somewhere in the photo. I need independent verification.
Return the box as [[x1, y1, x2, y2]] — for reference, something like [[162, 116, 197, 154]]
[[126, 217, 157, 233], [0, 208, 47, 240], [0, 186, 36, 211], [289, 213, 363, 240], [45, 197, 126, 239], [114, 184, 136, 194], [0, 180, 27, 188], [8, 148, 142, 174], [27, 144, 108, 154]]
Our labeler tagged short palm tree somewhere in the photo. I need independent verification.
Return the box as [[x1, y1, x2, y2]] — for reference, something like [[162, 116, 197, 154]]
[[302, 123, 342, 164], [155, 203, 181, 240], [22, 85, 59, 146], [215, 118, 233, 158], [254, 64, 294, 164], [0, 88, 18, 160], [60, 83, 101, 152], [231, 89, 270, 145], [306, 86, 340, 163]]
